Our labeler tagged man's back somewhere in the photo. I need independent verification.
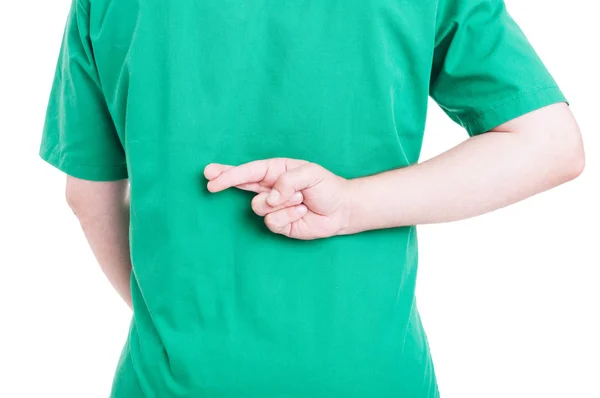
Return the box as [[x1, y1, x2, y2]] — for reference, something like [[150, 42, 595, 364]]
[[104, 1, 433, 395]]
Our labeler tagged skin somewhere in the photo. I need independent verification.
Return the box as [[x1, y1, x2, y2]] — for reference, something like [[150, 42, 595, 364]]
[[66, 102, 584, 304], [205, 103, 585, 238], [65, 178, 133, 308]]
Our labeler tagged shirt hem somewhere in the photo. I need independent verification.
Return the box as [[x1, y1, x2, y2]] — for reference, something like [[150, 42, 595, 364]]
[[460, 86, 568, 136], [39, 146, 128, 181]]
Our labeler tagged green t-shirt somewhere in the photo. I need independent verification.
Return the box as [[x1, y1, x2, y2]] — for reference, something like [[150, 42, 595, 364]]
[[40, 0, 566, 396]]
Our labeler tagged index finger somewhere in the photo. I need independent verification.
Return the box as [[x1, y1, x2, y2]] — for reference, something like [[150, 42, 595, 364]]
[[205, 160, 271, 192]]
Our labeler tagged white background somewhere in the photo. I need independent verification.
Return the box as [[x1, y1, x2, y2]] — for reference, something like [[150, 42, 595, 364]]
[[1, 1, 598, 397]]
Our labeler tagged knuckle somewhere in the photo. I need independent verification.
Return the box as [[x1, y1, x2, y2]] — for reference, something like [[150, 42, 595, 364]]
[[278, 173, 292, 188], [264, 213, 279, 231], [251, 194, 265, 215], [306, 162, 320, 173], [286, 207, 298, 219]]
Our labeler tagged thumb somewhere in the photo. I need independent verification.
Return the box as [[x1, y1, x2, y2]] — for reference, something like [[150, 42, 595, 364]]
[[267, 163, 324, 206]]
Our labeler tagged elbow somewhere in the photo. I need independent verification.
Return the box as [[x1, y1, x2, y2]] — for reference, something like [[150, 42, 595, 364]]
[[560, 126, 585, 182], [567, 147, 585, 181], [508, 103, 584, 185], [545, 125, 585, 185]]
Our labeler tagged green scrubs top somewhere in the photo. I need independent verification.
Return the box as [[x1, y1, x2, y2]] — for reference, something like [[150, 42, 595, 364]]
[[40, 0, 566, 396]]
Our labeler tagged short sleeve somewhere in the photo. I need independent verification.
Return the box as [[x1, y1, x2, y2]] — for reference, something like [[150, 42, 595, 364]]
[[429, 0, 568, 136], [39, 0, 128, 181]]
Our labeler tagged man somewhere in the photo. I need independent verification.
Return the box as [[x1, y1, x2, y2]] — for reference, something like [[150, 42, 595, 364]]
[[40, 0, 584, 396]]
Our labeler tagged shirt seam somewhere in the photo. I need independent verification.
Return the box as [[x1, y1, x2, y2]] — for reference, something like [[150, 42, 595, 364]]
[[77, 0, 90, 15]]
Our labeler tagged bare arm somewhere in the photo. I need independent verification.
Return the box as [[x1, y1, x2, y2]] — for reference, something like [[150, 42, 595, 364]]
[[342, 103, 585, 234], [205, 103, 585, 240], [66, 177, 132, 308]]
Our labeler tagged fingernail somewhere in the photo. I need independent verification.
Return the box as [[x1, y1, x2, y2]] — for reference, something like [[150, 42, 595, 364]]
[[291, 191, 303, 202], [267, 189, 280, 205], [203, 164, 213, 178], [296, 205, 307, 215]]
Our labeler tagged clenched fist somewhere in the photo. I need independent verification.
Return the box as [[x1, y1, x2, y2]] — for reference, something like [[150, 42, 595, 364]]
[[204, 158, 352, 240]]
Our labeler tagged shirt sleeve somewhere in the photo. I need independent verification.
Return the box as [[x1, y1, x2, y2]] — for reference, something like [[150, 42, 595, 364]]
[[39, 0, 128, 181], [429, 0, 568, 136]]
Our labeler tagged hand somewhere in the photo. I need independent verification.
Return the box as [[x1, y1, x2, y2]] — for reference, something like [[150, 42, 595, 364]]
[[204, 158, 352, 240]]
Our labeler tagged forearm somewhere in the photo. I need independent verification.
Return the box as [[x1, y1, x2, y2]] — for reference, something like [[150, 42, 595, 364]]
[[343, 113, 584, 234], [67, 178, 133, 309]]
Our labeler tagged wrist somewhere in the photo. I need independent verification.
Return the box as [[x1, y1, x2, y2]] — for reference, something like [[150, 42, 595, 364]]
[[337, 177, 368, 236], [337, 169, 410, 236]]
